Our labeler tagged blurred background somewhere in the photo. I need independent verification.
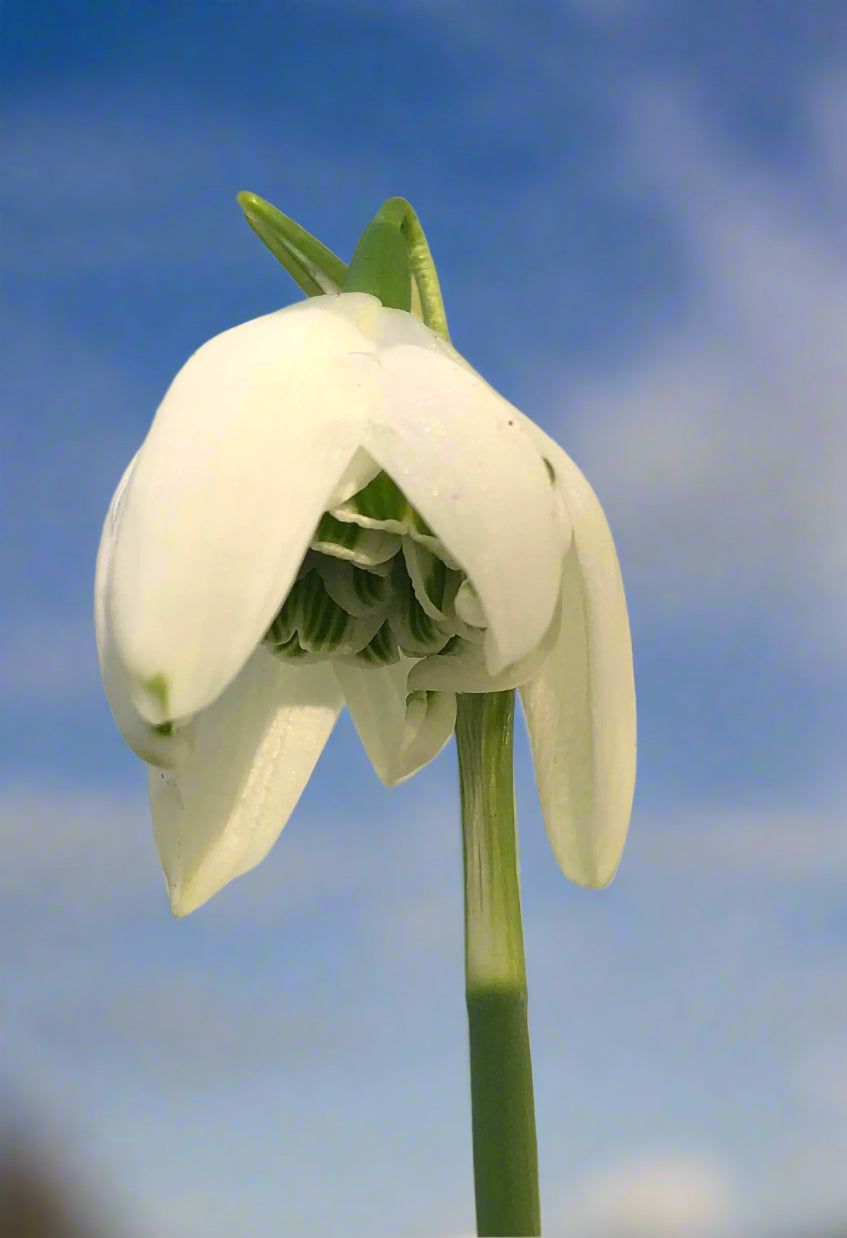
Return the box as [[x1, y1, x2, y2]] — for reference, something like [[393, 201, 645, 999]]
[[2, 2, 847, 1235]]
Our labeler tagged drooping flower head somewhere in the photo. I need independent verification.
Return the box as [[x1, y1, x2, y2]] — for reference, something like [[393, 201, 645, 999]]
[[96, 205, 635, 915]]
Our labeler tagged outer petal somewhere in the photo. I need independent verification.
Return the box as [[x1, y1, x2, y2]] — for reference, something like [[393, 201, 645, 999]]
[[408, 594, 561, 694], [333, 658, 456, 786], [518, 426, 636, 887], [361, 344, 569, 675], [149, 645, 343, 916], [110, 296, 382, 725], [95, 456, 190, 767]]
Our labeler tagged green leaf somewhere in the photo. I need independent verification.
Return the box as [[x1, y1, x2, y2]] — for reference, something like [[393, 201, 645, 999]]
[[343, 215, 412, 311], [237, 191, 347, 297], [238, 192, 450, 339]]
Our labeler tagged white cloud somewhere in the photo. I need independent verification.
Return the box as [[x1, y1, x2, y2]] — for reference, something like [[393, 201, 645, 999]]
[[1, 312, 157, 622], [0, 762, 460, 924], [0, 784, 159, 909], [5, 775, 847, 1234], [0, 614, 98, 704], [807, 71, 847, 203], [757, 1133, 847, 1236], [630, 789, 847, 882], [794, 1039, 847, 1120], [2, 90, 381, 276], [552, 76, 847, 655], [565, 1152, 736, 1237], [0, 777, 342, 916], [26, 973, 343, 1083]]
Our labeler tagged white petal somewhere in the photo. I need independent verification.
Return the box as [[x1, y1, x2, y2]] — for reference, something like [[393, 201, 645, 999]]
[[149, 646, 343, 916], [362, 302, 447, 352], [110, 297, 383, 724], [325, 446, 382, 507], [95, 456, 190, 766], [518, 428, 636, 888], [333, 658, 456, 786], [454, 579, 486, 628], [361, 344, 569, 674], [408, 596, 561, 693]]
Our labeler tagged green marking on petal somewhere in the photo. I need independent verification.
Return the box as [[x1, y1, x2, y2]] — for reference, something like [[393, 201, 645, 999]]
[[311, 512, 400, 567], [281, 572, 383, 656], [403, 688, 446, 739], [543, 457, 556, 483], [295, 572, 349, 653], [438, 634, 465, 657], [404, 688, 429, 733], [408, 506, 435, 538], [316, 557, 390, 618], [402, 540, 463, 622], [388, 557, 453, 656], [353, 620, 399, 666], [296, 550, 319, 580], [142, 673, 170, 716], [405, 530, 463, 571], [268, 630, 312, 660], [268, 481, 491, 675], [333, 470, 409, 529], [359, 556, 394, 578], [331, 470, 461, 569], [313, 513, 361, 552], [454, 579, 487, 628], [153, 721, 173, 736], [266, 566, 309, 647], [354, 565, 389, 609]]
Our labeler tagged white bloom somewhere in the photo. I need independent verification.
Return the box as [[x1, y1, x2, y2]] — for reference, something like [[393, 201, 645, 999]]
[[95, 293, 635, 915]]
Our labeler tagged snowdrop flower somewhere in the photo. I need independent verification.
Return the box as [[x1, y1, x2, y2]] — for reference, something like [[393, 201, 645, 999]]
[[96, 292, 635, 915]]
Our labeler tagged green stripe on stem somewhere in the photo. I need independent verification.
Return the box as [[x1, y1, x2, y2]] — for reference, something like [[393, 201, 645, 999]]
[[456, 691, 541, 1237]]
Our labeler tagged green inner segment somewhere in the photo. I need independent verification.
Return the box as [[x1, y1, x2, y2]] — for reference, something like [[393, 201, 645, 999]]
[[264, 469, 485, 668]]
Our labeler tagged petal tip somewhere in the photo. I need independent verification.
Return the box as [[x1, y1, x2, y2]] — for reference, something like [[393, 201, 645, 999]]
[[133, 671, 172, 726], [543, 789, 633, 891], [163, 858, 218, 917], [579, 852, 622, 890], [166, 881, 202, 918]]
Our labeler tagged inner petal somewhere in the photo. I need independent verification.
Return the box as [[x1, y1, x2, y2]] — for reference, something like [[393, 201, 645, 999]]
[[266, 466, 491, 677], [311, 512, 400, 567], [330, 468, 410, 532]]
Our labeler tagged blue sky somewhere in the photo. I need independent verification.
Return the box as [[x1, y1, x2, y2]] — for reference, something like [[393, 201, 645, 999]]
[[3, 2, 847, 1235]]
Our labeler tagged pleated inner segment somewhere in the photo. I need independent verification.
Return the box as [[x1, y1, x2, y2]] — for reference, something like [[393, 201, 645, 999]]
[[264, 469, 487, 667]]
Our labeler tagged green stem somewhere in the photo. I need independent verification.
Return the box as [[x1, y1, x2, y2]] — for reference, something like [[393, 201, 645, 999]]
[[456, 692, 541, 1237]]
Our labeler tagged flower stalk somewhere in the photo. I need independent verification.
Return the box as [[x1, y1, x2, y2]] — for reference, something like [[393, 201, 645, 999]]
[[456, 691, 541, 1237], [98, 190, 635, 1233], [236, 193, 544, 1230]]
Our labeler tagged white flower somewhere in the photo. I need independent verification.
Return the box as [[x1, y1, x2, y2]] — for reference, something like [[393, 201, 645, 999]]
[[96, 293, 635, 915]]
